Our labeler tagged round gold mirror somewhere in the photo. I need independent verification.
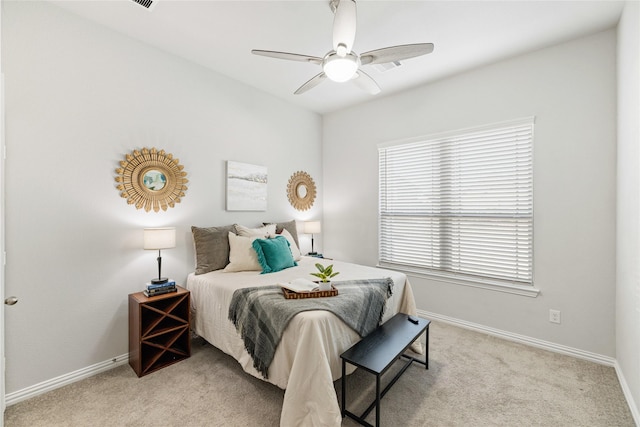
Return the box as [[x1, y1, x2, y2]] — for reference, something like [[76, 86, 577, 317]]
[[115, 147, 189, 212], [287, 171, 316, 211]]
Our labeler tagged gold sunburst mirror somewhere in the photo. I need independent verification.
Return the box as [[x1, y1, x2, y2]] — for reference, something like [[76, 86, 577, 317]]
[[287, 171, 316, 211], [115, 147, 188, 212]]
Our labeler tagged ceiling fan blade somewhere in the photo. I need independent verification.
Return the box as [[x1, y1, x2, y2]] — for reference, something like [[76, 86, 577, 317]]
[[294, 72, 327, 95], [251, 50, 323, 65], [360, 43, 434, 65], [352, 69, 381, 95], [332, 0, 356, 55]]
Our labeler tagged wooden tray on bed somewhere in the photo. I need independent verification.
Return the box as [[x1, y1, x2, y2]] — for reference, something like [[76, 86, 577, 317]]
[[282, 286, 338, 299]]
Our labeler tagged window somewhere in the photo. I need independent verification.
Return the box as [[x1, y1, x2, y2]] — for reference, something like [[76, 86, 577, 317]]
[[378, 118, 534, 292]]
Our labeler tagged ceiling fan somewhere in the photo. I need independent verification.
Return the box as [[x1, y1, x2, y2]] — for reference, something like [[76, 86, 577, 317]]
[[251, 0, 434, 95]]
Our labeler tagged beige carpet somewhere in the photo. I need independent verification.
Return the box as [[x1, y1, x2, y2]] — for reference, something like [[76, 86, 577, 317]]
[[4, 321, 635, 426]]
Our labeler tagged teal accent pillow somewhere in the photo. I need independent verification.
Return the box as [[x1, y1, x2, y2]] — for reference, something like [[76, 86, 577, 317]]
[[252, 236, 297, 274]]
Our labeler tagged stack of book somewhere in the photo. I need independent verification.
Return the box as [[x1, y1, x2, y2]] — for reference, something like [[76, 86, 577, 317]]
[[143, 281, 177, 297]]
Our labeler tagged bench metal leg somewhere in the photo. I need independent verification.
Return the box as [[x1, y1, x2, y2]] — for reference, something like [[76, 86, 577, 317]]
[[341, 359, 346, 417], [359, 357, 414, 422], [425, 326, 429, 370], [376, 375, 381, 427]]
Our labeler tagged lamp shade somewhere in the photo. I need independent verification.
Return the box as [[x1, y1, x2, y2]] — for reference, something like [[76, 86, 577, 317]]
[[143, 227, 176, 250], [304, 221, 321, 234]]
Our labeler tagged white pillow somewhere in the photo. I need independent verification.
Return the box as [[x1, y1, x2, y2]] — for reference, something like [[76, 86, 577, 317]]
[[280, 229, 301, 261], [223, 232, 262, 272], [234, 223, 276, 238]]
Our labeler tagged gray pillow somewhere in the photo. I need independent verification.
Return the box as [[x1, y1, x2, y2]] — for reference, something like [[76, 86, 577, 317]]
[[191, 225, 236, 274], [264, 220, 300, 248]]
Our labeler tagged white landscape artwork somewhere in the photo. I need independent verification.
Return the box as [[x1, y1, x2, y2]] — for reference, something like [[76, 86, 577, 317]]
[[226, 161, 268, 211]]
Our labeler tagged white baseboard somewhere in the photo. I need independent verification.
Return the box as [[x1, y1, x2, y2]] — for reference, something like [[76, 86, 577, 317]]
[[417, 309, 616, 366], [418, 310, 640, 425], [613, 359, 640, 426], [5, 353, 128, 406]]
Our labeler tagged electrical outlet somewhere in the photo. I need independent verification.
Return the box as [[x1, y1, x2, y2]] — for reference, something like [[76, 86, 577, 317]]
[[549, 309, 561, 324]]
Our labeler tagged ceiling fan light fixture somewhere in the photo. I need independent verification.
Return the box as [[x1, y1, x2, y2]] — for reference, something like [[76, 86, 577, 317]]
[[323, 53, 359, 82]]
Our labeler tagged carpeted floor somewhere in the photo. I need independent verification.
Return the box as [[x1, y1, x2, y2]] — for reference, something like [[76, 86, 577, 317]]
[[4, 321, 635, 426]]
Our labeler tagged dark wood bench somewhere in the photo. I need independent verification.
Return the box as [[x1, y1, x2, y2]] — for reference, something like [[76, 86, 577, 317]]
[[340, 313, 430, 427]]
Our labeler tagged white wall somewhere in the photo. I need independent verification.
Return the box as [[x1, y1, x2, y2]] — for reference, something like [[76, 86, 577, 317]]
[[323, 30, 617, 357], [616, 1, 640, 420], [1, 1, 321, 394]]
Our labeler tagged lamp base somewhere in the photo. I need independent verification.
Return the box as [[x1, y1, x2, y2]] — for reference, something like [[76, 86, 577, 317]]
[[151, 277, 169, 284]]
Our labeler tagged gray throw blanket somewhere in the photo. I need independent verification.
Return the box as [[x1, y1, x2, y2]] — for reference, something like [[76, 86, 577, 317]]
[[228, 278, 394, 379]]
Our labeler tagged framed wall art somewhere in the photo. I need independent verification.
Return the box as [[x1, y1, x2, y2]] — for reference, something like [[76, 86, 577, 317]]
[[226, 161, 268, 211]]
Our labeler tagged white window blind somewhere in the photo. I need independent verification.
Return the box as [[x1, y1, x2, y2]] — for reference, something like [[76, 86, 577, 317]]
[[378, 118, 534, 286]]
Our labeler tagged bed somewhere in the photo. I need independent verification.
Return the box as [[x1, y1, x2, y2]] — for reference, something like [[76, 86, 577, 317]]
[[187, 223, 421, 426]]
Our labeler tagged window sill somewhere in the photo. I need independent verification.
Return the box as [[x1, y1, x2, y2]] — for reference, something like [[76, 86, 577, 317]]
[[377, 262, 540, 298]]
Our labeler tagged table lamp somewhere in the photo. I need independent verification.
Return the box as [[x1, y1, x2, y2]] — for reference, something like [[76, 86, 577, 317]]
[[304, 221, 321, 255], [144, 227, 176, 284]]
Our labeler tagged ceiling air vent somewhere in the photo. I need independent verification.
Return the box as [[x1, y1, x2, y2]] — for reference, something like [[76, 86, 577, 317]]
[[131, 0, 157, 11], [372, 61, 402, 73]]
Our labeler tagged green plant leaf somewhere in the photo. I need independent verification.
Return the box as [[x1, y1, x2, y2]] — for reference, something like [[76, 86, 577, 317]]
[[310, 263, 338, 283]]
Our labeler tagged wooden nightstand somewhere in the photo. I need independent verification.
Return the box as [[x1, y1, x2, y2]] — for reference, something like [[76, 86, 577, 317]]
[[128, 285, 191, 377]]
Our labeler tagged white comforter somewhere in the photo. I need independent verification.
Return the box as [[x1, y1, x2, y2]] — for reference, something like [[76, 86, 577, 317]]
[[186, 257, 419, 427]]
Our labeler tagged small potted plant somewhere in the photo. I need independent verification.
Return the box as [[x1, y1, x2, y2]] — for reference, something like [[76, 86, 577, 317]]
[[311, 263, 339, 291]]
